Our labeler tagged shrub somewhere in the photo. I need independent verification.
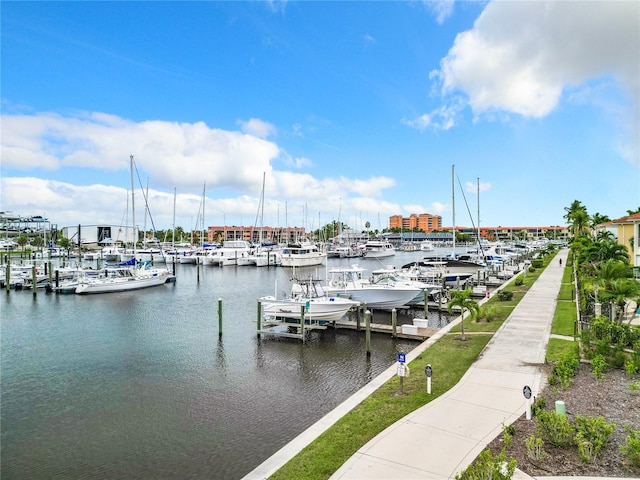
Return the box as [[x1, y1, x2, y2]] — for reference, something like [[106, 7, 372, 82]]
[[478, 304, 499, 323], [502, 424, 514, 448], [455, 448, 517, 480], [531, 397, 546, 417], [536, 410, 575, 447], [532, 259, 543, 268], [550, 351, 580, 389], [514, 277, 524, 286], [497, 290, 514, 301], [574, 415, 615, 462], [525, 435, 546, 461], [590, 354, 608, 381], [620, 426, 640, 467], [528, 267, 536, 273]]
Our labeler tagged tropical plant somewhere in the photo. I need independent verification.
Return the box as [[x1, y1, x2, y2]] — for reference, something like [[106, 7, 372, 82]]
[[17, 233, 28, 251], [447, 289, 480, 341], [564, 200, 590, 239]]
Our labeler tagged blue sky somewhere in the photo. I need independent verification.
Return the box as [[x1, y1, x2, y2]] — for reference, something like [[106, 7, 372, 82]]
[[2, 1, 639, 233]]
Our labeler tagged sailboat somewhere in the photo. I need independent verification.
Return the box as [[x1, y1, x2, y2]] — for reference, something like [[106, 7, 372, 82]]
[[75, 155, 170, 294]]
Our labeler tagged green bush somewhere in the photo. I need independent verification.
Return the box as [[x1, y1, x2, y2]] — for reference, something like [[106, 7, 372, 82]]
[[497, 290, 514, 301], [574, 415, 615, 462], [455, 448, 517, 480], [525, 435, 546, 461], [620, 426, 640, 467], [532, 259, 543, 268], [478, 304, 499, 323], [514, 277, 524, 286], [536, 410, 575, 447], [531, 396, 546, 417], [590, 354, 608, 381], [550, 351, 580, 389]]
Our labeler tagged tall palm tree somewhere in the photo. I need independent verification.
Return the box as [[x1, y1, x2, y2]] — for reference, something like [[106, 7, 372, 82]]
[[447, 289, 480, 341], [563, 200, 590, 239]]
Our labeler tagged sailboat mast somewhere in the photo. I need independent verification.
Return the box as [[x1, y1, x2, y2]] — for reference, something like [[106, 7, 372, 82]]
[[130, 154, 136, 263], [202, 182, 206, 247], [172, 187, 176, 250], [477, 177, 480, 244], [451, 164, 456, 253]]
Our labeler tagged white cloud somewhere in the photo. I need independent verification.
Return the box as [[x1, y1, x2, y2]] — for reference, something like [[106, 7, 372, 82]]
[[402, 103, 461, 131], [431, 0, 639, 165], [423, 0, 455, 24], [465, 181, 491, 193], [238, 118, 277, 139], [1, 111, 280, 191], [1, 110, 403, 229], [436, 1, 639, 119]]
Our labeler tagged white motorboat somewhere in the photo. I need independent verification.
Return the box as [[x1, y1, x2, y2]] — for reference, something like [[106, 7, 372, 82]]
[[260, 278, 359, 322], [75, 266, 169, 294], [254, 249, 281, 267], [370, 266, 444, 305], [323, 265, 421, 309], [361, 239, 395, 259], [201, 240, 252, 266], [280, 239, 326, 268]]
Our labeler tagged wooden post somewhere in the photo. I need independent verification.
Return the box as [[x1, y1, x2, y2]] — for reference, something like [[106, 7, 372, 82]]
[[32, 264, 37, 296], [55, 269, 60, 290], [299, 305, 305, 343], [5, 257, 10, 293], [257, 300, 262, 332], [365, 309, 371, 357], [391, 308, 397, 338], [197, 260, 200, 282], [423, 289, 428, 318], [356, 306, 362, 331], [218, 298, 223, 337], [48, 261, 53, 285]]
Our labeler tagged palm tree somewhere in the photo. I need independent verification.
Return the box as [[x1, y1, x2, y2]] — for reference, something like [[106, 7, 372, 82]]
[[563, 200, 590, 239], [590, 212, 611, 227], [599, 278, 640, 323], [447, 289, 480, 341]]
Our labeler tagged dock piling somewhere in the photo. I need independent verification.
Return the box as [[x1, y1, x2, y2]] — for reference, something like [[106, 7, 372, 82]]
[[218, 298, 223, 337], [391, 308, 397, 338], [365, 309, 371, 357]]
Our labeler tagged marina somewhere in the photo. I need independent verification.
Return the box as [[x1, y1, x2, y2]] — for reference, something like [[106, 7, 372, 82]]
[[2, 249, 471, 479]]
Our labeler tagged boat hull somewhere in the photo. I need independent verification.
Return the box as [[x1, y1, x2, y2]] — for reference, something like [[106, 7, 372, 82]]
[[260, 296, 358, 322], [75, 273, 168, 294]]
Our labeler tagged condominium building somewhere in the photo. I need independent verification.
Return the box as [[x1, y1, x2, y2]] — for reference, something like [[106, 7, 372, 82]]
[[389, 213, 442, 232]]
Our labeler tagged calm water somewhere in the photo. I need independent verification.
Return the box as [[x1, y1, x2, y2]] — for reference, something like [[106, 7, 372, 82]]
[[1, 251, 453, 479]]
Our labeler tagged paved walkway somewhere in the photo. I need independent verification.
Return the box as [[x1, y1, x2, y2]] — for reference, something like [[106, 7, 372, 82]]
[[244, 251, 568, 480]]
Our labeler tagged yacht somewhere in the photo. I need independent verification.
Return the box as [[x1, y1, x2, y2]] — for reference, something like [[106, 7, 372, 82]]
[[280, 239, 326, 268]]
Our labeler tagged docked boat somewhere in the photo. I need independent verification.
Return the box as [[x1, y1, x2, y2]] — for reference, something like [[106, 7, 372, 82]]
[[254, 249, 282, 267], [323, 265, 421, 309], [326, 244, 362, 258], [75, 265, 169, 294], [260, 278, 359, 322], [370, 266, 444, 305], [280, 239, 326, 268], [201, 240, 252, 266], [361, 239, 395, 259]]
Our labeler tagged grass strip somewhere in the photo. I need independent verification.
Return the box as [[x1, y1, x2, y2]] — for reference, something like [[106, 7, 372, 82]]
[[546, 336, 579, 362], [270, 334, 492, 480], [553, 299, 578, 336]]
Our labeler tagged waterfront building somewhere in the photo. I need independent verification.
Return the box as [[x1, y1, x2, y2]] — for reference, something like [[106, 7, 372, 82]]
[[389, 213, 442, 232], [207, 225, 306, 245]]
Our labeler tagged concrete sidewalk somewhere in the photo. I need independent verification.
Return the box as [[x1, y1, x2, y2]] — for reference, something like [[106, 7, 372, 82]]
[[330, 250, 567, 479]]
